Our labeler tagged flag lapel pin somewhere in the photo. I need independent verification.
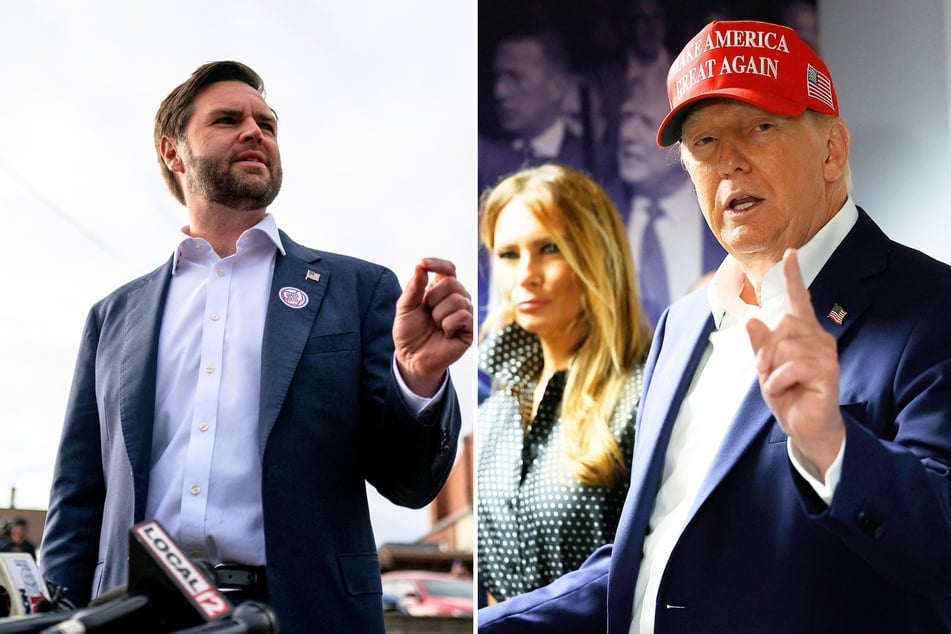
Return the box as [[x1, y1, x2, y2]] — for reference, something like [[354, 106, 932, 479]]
[[305, 270, 321, 283], [827, 302, 847, 325]]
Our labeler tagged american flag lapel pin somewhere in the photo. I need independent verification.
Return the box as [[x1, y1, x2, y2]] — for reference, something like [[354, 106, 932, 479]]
[[305, 270, 321, 283], [827, 303, 847, 325]]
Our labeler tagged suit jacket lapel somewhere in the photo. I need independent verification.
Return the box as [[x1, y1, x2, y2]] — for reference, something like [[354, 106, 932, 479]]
[[608, 292, 715, 630], [808, 208, 884, 339], [630, 310, 715, 500], [119, 258, 173, 519], [258, 233, 328, 458]]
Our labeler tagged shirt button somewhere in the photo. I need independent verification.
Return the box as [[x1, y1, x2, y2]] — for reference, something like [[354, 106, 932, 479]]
[[190, 484, 201, 495], [217, 269, 225, 277], [206, 366, 215, 374], [194, 241, 203, 250], [210, 313, 219, 321], [198, 422, 209, 432]]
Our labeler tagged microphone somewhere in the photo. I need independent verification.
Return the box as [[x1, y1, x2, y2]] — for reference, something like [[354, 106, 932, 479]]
[[38, 595, 149, 634], [0, 614, 74, 634], [0, 554, 71, 632], [170, 602, 278, 634], [0, 554, 51, 617], [123, 520, 233, 627], [0, 520, 234, 634]]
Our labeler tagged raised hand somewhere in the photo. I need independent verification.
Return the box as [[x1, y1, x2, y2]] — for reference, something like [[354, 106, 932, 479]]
[[393, 257, 474, 397], [746, 249, 845, 480]]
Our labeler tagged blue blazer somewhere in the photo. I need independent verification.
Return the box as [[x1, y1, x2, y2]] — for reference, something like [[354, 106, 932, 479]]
[[479, 209, 951, 633], [40, 232, 461, 634]]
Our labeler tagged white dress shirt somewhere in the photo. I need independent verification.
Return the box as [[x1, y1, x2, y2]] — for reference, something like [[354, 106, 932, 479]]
[[146, 214, 440, 566], [148, 214, 282, 565], [630, 198, 858, 633]]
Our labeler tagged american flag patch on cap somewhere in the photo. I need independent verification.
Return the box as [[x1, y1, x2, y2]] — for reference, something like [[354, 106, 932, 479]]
[[807, 64, 835, 109]]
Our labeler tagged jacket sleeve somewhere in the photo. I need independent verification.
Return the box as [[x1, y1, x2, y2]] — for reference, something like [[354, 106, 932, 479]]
[[798, 275, 951, 598], [362, 267, 461, 509], [39, 307, 107, 607], [478, 545, 611, 632]]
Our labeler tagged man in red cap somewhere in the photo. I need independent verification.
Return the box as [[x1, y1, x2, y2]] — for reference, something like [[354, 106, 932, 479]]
[[479, 19, 951, 633]]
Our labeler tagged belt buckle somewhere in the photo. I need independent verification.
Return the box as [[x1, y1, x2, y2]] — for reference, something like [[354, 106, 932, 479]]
[[214, 563, 259, 589]]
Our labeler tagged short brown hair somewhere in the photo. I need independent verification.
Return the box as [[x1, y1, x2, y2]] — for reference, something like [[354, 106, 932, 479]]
[[153, 61, 267, 204]]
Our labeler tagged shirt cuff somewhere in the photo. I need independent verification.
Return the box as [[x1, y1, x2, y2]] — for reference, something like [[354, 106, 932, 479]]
[[392, 357, 448, 416], [787, 436, 846, 506]]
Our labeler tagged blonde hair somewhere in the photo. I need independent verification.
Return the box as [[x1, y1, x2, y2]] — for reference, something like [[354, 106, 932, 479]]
[[479, 163, 652, 488]]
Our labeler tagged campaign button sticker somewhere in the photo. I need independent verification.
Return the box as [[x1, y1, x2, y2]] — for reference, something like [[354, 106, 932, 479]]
[[279, 286, 309, 309]]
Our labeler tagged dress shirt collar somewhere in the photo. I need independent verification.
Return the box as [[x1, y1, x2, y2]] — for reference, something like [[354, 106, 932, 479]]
[[512, 117, 566, 160], [627, 176, 696, 222], [707, 196, 860, 328], [172, 213, 286, 273]]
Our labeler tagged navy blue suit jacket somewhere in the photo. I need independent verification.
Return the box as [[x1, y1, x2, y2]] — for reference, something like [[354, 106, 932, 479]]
[[40, 232, 461, 633], [479, 209, 951, 632]]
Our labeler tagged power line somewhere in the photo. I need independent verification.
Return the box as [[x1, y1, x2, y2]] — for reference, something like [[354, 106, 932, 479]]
[[0, 156, 123, 261]]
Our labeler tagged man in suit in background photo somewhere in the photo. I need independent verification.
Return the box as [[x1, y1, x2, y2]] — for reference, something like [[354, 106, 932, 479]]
[[40, 60, 473, 634], [479, 28, 612, 193], [479, 19, 951, 633], [590, 0, 674, 162], [610, 77, 725, 324]]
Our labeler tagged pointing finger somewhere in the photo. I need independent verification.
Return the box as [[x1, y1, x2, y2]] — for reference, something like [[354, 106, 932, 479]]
[[783, 249, 813, 320]]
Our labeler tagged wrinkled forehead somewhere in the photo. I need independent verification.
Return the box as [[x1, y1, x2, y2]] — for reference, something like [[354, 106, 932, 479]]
[[186, 80, 278, 132], [193, 80, 271, 111]]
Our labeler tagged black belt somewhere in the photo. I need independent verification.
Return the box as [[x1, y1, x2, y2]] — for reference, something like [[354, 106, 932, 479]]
[[213, 563, 268, 597]]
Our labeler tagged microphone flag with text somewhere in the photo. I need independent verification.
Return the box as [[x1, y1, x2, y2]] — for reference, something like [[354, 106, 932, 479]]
[[0, 552, 51, 618]]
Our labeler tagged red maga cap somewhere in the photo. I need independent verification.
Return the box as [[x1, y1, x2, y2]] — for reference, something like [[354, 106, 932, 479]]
[[657, 20, 838, 147]]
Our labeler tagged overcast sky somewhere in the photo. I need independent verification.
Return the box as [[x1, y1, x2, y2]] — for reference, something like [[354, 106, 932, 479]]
[[0, 0, 475, 545]]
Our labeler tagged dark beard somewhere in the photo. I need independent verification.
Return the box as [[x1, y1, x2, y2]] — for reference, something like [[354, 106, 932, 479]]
[[186, 153, 283, 211]]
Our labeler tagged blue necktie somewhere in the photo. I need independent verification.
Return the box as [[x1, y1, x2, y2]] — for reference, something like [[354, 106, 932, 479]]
[[638, 198, 670, 324]]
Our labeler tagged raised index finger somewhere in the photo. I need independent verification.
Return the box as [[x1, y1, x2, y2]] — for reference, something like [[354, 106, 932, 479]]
[[782, 248, 813, 320]]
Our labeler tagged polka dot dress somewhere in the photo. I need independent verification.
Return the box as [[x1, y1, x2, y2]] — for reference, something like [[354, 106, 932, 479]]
[[477, 324, 643, 601]]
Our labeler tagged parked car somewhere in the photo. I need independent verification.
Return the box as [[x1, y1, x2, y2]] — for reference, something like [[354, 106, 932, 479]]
[[381, 591, 408, 614], [380, 570, 474, 617]]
